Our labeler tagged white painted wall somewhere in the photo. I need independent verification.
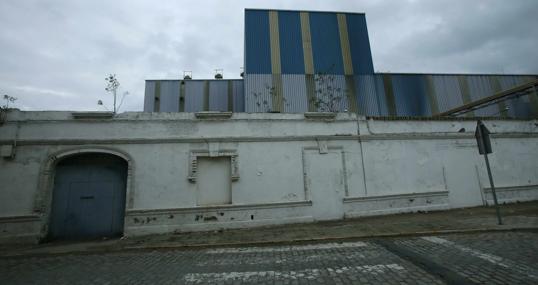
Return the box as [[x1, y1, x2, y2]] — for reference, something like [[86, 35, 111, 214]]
[[0, 110, 537, 243]]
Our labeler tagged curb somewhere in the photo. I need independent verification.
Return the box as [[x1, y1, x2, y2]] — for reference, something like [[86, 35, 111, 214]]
[[1, 226, 536, 259]]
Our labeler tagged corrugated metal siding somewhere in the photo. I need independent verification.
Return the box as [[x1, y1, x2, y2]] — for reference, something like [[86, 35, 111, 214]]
[[313, 74, 349, 112], [282, 74, 308, 112], [144, 81, 155, 112], [184, 81, 205, 112], [390, 75, 431, 116], [209, 81, 228, 111], [245, 10, 271, 74], [245, 74, 349, 113], [364, 74, 538, 118], [158, 80, 180, 112], [144, 80, 243, 113], [278, 11, 305, 74], [232, 80, 245, 112], [309, 12, 344, 75], [432, 75, 464, 114], [245, 10, 373, 76], [244, 74, 274, 112], [346, 14, 374, 74], [355, 75, 388, 116]]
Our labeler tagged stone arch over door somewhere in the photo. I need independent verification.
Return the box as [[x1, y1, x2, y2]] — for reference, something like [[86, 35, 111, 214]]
[[35, 147, 134, 241]]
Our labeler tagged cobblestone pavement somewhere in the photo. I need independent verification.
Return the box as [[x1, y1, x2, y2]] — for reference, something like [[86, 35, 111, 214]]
[[1, 231, 536, 284]]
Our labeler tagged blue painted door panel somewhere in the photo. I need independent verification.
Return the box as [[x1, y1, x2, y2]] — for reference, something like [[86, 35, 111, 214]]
[[49, 154, 127, 240]]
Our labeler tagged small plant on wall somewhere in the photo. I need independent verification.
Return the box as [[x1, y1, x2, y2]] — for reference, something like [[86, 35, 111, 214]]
[[252, 84, 288, 113], [1, 94, 17, 124], [309, 65, 349, 113]]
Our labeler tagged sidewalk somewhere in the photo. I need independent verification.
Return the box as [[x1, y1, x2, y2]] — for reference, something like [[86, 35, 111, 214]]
[[2, 201, 537, 257]]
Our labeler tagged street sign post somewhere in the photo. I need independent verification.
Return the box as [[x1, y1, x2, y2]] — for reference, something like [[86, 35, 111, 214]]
[[475, 120, 502, 225]]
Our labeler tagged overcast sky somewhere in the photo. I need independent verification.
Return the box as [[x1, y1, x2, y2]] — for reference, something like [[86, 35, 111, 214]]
[[1, 0, 537, 112]]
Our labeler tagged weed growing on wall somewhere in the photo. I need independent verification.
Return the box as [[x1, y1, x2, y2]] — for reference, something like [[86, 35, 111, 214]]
[[310, 67, 348, 113], [252, 84, 288, 113]]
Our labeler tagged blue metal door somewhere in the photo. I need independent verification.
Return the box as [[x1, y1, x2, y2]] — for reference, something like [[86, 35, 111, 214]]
[[49, 153, 127, 240]]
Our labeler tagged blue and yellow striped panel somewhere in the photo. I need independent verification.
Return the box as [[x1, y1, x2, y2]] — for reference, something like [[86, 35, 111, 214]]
[[346, 14, 374, 74], [244, 9, 374, 76], [308, 12, 345, 74]]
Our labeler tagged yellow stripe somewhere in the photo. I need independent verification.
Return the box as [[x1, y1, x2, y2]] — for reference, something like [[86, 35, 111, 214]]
[[271, 74, 284, 112], [337, 14, 353, 75], [268, 11, 281, 75], [300, 12, 314, 75]]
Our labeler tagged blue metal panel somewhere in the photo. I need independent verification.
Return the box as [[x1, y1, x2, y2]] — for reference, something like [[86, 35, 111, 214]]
[[278, 11, 305, 74], [346, 14, 374, 74], [355, 75, 388, 116], [245, 10, 272, 74], [430, 75, 463, 113], [49, 154, 127, 240], [309, 12, 344, 74], [465, 75, 497, 116], [390, 75, 430, 116]]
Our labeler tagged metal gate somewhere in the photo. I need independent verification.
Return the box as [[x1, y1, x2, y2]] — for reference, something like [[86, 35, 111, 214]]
[[49, 153, 127, 240]]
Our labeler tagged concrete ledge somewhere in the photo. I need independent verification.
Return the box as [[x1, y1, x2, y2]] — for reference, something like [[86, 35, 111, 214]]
[[0, 215, 41, 244], [485, 184, 538, 204], [343, 191, 449, 203], [0, 215, 40, 223], [0, 234, 40, 244], [71, 112, 114, 119], [5, 133, 538, 147], [126, 200, 312, 215], [344, 191, 449, 218], [304, 112, 337, 120], [194, 112, 233, 119]]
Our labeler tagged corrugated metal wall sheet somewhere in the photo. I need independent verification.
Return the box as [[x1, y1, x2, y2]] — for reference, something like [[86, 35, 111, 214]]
[[246, 74, 537, 117], [309, 12, 345, 75], [245, 10, 272, 74], [144, 80, 244, 112], [346, 14, 374, 74], [184, 81, 204, 112], [244, 9, 374, 76], [278, 11, 305, 74], [244, 74, 273, 112], [145, 75, 537, 118], [158, 80, 180, 112], [244, 74, 351, 112], [354, 74, 538, 118], [209, 81, 229, 111], [143, 81, 155, 112]]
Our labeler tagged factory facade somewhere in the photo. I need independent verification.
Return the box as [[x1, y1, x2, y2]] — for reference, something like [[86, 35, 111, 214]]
[[1, 9, 537, 243]]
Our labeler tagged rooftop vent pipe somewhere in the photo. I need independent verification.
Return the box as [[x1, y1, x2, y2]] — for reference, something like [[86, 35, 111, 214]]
[[183, 71, 192, 80], [215, 69, 223, 80]]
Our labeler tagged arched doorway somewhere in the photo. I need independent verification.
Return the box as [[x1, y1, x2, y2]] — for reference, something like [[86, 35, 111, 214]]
[[48, 153, 128, 240]]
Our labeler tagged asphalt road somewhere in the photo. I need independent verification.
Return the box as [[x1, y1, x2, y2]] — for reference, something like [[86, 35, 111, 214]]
[[1, 231, 537, 284]]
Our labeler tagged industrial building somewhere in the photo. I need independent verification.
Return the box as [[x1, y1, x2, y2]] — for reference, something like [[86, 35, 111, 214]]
[[145, 9, 538, 118], [1, 9, 537, 243]]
